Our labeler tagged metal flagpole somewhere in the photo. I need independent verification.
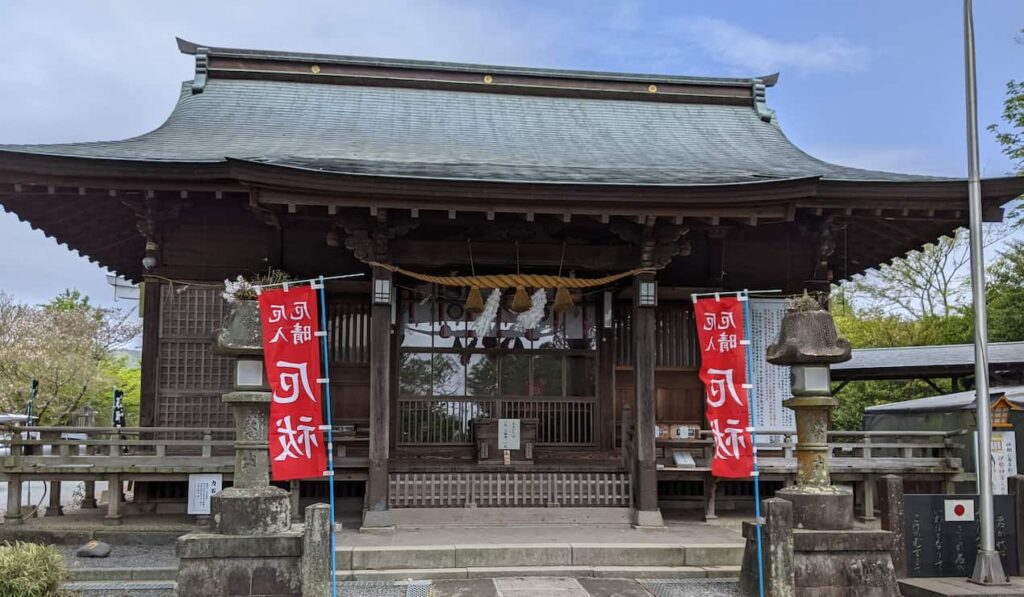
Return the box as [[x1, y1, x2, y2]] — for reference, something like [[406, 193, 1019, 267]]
[[315, 276, 339, 596], [963, 0, 1008, 585], [740, 291, 766, 597]]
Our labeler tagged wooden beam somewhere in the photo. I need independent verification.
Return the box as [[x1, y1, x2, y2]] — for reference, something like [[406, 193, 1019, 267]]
[[390, 240, 636, 270]]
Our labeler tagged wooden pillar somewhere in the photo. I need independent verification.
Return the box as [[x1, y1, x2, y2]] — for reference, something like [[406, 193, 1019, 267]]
[[104, 474, 122, 525], [363, 267, 394, 528], [632, 273, 662, 526], [706, 227, 727, 287], [139, 279, 161, 428], [5, 475, 23, 525], [598, 298, 616, 452]]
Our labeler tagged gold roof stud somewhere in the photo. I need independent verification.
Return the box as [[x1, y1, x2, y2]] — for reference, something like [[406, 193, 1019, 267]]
[[483, 75, 494, 84], [311, 64, 321, 74], [648, 84, 658, 93]]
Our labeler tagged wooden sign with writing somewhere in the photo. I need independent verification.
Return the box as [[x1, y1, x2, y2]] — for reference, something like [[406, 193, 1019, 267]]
[[903, 494, 1018, 577]]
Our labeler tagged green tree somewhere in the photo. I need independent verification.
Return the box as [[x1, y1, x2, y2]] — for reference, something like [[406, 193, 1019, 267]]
[[988, 29, 1024, 175], [985, 241, 1024, 342], [0, 290, 140, 424]]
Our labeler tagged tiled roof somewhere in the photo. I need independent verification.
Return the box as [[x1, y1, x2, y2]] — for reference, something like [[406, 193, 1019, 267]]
[[835, 341, 1024, 373], [0, 41, 946, 186]]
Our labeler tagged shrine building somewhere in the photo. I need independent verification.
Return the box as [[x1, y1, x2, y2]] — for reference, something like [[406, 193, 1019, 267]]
[[2, 38, 1022, 528]]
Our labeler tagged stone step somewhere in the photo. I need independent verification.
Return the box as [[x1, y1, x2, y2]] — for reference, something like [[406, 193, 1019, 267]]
[[66, 567, 178, 582], [336, 543, 743, 571], [337, 565, 742, 581], [62, 580, 176, 594]]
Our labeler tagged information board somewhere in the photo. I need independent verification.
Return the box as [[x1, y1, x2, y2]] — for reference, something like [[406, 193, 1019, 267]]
[[972, 430, 1018, 495], [748, 299, 793, 441], [903, 494, 1018, 577], [187, 473, 223, 515], [498, 419, 520, 450]]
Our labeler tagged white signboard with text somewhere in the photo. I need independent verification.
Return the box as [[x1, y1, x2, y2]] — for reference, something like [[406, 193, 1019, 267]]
[[498, 419, 521, 450], [749, 299, 794, 441], [973, 430, 1018, 495], [187, 473, 223, 515]]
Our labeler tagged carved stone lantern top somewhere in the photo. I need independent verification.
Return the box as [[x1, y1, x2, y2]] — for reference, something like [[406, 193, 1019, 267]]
[[766, 300, 851, 366], [213, 300, 263, 357]]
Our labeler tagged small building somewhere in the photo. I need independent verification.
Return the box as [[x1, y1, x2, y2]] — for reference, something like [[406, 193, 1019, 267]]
[[2, 39, 1022, 526], [863, 385, 1024, 492], [834, 341, 1024, 392]]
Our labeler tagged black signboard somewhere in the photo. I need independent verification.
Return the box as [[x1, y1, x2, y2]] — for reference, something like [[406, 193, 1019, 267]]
[[903, 494, 1018, 577]]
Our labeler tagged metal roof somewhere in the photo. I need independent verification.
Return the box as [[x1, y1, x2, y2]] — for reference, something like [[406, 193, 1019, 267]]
[[0, 41, 947, 186], [864, 385, 1024, 414], [833, 341, 1024, 381]]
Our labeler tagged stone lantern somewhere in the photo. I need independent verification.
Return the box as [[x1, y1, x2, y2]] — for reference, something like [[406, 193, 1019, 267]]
[[740, 296, 899, 596], [766, 299, 852, 529], [175, 299, 302, 596]]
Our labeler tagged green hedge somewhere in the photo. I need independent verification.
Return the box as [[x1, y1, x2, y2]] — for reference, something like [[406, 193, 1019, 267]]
[[0, 541, 67, 597]]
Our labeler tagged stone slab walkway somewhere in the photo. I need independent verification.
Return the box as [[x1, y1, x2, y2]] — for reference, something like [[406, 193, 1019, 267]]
[[899, 577, 1024, 597], [332, 578, 742, 596]]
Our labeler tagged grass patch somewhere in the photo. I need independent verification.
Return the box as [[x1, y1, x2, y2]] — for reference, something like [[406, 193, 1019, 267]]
[[0, 541, 67, 597]]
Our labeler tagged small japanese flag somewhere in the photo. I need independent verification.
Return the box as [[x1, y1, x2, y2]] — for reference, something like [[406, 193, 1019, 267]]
[[944, 499, 975, 522]]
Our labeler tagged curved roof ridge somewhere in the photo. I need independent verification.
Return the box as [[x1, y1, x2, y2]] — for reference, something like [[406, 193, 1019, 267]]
[[176, 37, 780, 89]]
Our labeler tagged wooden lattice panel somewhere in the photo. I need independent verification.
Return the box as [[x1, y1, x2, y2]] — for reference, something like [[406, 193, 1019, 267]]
[[389, 471, 632, 508], [615, 303, 698, 369], [156, 285, 233, 430]]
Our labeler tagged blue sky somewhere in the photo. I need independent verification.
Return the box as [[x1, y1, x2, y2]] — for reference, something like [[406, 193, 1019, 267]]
[[0, 0, 1021, 308]]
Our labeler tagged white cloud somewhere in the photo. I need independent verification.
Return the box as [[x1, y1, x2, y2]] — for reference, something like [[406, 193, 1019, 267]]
[[678, 17, 868, 75]]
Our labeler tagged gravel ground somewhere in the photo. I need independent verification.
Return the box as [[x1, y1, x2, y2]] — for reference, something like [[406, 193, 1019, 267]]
[[59, 544, 178, 570]]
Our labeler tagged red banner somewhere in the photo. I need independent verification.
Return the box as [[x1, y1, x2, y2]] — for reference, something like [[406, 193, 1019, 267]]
[[694, 297, 754, 479], [259, 286, 327, 481]]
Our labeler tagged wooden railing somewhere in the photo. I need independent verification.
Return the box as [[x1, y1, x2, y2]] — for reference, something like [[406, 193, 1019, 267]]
[[397, 397, 596, 446], [656, 427, 965, 470], [0, 425, 371, 476]]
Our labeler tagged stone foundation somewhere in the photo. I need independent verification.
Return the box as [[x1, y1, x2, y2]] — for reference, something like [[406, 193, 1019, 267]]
[[740, 497, 899, 597], [176, 530, 303, 597]]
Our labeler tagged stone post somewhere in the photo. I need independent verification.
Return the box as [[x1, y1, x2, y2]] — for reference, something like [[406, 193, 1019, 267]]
[[301, 504, 332, 597], [878, 474, 906, 578], [82, 481, 98, 509], [740, 498, 795, 597], [4, 475, 23, 525], [212, 391, 290, 535]]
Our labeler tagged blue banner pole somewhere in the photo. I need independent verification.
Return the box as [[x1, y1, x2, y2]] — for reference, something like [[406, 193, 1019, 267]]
[[315, 276, 338, 597], [741, 290, 766, 597]]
